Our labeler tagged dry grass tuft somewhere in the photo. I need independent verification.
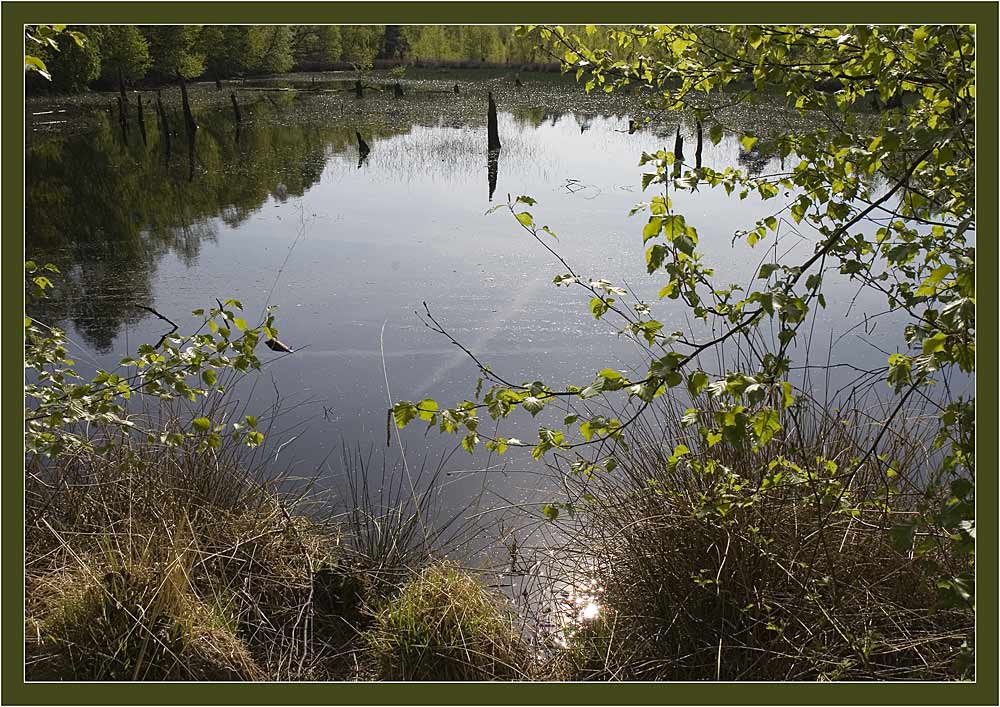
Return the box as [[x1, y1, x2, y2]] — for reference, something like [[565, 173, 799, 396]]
[[366, 562, 531, 681], [545, 397, 973, 681], [24, 441, 368, 681]]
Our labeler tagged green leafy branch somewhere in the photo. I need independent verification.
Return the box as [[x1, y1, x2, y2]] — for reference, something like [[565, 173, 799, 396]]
[[25, 262, 284, 457]]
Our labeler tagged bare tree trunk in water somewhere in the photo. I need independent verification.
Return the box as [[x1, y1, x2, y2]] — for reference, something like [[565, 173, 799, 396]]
[[136, 93, 147, 146], [487, 92, 502, 152]]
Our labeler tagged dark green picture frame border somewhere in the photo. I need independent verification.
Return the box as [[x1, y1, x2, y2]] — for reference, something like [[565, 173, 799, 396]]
[[4, 2, 996, 705]]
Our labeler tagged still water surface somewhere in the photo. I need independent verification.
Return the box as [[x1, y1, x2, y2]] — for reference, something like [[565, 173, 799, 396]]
[[26, 71, 908, 514]]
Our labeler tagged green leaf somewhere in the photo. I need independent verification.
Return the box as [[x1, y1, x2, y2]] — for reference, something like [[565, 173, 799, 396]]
[[646, 244, 668, 273], [201, 369, 217, 386], [417, 398, 439, 421], [642, 217, 663, 242], [739, 135, 758, 151], [674, 235, 696, 257], [589, 297, 612, 319], [542, 504, 559, 521], [758, 263, 781, 279], [687, 370, 710, 396], [922, 332, 948, 355], [579, 378, 605, 399], [889, 522, 916, 552], [515, 212, 534, 228], [781, 381, 794, 409], [751, 408, 781, 446], [24, 55, 51, 80], [791, 200, 807, 224], [192, 417, 211, 432], [522, 396, 545, 416], [916, 264, 953, 297], [392, 402, 418, 428], [662, 214, 687, 239]]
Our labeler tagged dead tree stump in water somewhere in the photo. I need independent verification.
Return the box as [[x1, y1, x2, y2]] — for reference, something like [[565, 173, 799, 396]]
[[673, 126, 685, 162], [673, 126, 685, 178], [215, 77, 223, 91], [487, 92, 502, 152], [118, 73, 129, 116], [454, 83, 460, 94], [695, 121, 703, 169], [187, 130, 196, 182], [393, 82, 404, 98], [354, 80, 364, 98], [117, 73, 129, 139], [230, 92, 242, 124], [115, 95, 128, 141], [177, 72, 197, 138], [356, 131, 370, 168], [136, 93, 148, 146], [156, 89, 171, 162]]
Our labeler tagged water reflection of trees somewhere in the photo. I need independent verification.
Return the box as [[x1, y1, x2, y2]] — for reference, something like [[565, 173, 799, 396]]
[[25, 84, 806, 352], [737, 145, 771, 177], [25, 98, 406, 351]]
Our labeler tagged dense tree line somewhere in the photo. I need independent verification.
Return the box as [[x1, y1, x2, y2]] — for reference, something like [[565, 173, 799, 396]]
[[28, 24, 556, 92]]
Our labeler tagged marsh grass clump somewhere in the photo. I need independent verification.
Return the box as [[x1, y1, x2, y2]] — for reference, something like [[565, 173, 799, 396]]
[[28, 561, 260, 680], [551, 398, 973, 681], [24, 441, 372, 681], [366, 562, 531, 681], [24, 432, 499, 682]]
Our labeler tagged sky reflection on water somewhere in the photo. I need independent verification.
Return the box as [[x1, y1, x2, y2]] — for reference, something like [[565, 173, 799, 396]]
[[25, 77, 919, 515]]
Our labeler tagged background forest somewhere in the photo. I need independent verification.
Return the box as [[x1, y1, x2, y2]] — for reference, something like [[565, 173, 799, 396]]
[[27, 24, 557, 92]]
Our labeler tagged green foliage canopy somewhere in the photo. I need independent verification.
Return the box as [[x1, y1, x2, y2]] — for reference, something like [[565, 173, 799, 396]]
[[141, 25, 206, 79], [96, 25, 152, 82], [291, 25, 343, 68], [24, 25, 95, 91]]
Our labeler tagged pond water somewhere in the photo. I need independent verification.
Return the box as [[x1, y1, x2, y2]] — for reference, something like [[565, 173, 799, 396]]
[[26, 70, 915, 530]]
